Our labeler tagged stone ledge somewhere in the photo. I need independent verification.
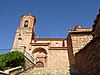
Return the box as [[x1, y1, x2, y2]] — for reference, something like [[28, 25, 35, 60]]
[[49, 47, 67, 50]]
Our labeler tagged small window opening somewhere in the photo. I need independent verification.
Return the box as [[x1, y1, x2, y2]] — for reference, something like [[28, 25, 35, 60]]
[[56, 42, 58, 47], [24, 20, 28, 27]]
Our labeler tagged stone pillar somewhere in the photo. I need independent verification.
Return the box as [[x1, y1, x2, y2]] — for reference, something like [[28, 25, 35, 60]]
[[20, 45, 26, 53]]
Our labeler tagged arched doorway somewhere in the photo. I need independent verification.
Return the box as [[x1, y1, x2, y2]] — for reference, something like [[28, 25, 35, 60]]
[[32, 47, 47, 67], [36, 61, 44, 68]]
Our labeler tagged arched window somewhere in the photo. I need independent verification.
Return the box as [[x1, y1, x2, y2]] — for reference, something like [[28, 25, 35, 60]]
[[24, 20, 28, 27]]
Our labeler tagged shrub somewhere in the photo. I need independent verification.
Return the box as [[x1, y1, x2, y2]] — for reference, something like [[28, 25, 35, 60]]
[[0, 51, 25, 71]]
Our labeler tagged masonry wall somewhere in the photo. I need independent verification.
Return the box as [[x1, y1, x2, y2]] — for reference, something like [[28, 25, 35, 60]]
[[75, 12, 100, 75], [67, 34, 75, 65], [48, 49, 69, 68], [92, 13, 100, 37], [71, 33, 92, 54], [75, 36, 100, 75], [31, 39, 69, 68]]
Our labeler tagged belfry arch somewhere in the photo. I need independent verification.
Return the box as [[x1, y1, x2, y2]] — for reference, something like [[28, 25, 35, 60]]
[[32, 47, 47, 67]]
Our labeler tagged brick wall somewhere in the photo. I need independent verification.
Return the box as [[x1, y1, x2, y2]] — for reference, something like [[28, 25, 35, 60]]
[[75, 36, 100, 75]]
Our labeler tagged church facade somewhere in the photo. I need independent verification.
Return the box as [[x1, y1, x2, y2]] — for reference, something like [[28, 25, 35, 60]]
[[12, 14, 92, 69]]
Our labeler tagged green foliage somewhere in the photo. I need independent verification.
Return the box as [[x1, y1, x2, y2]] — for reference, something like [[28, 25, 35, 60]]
[[0, 51, 25, 71]]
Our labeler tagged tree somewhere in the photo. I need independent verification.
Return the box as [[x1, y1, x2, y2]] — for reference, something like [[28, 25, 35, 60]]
[[0, 51, 25, 71]]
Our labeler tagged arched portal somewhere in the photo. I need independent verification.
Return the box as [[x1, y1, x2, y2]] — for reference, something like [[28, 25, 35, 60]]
[[32, 47, 47, 67], [36, 61, 44, 68]]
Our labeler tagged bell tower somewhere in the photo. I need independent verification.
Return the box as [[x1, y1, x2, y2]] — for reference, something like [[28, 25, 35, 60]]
[[12, 14, 36, 51]]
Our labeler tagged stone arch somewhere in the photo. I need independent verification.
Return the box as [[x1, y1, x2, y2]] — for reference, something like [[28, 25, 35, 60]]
[[32, 47, 47, 67], [32, 47, 47, 57], [36, 61, 44, 68]]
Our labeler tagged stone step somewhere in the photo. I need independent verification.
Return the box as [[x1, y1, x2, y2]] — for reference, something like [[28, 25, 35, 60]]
[[24, 67, 71, 75]]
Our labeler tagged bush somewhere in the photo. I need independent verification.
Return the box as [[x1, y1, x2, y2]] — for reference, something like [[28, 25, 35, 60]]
[[0, 51, 25, 71]]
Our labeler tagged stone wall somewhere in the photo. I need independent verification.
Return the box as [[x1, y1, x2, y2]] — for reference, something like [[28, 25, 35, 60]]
[[67, 26, 93, 75], [48, 49, 69, 68], [92, 12, 100, 37], [31, 39, 69, 68], [75, 11, 100, 75], [67, 34, 75, 65], [75, 36, 100, 75], [70, 32, 92, 54]]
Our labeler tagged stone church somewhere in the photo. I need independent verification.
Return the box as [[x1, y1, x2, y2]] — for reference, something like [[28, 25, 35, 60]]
[[12, 14, 93, 70]]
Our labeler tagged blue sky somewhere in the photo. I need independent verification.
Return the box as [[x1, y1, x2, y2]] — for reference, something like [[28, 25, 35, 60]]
[[0, 0, 100, 53]]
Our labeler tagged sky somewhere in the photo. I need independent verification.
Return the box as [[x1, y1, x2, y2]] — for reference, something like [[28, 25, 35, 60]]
[[0, 0, 100, 53]]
